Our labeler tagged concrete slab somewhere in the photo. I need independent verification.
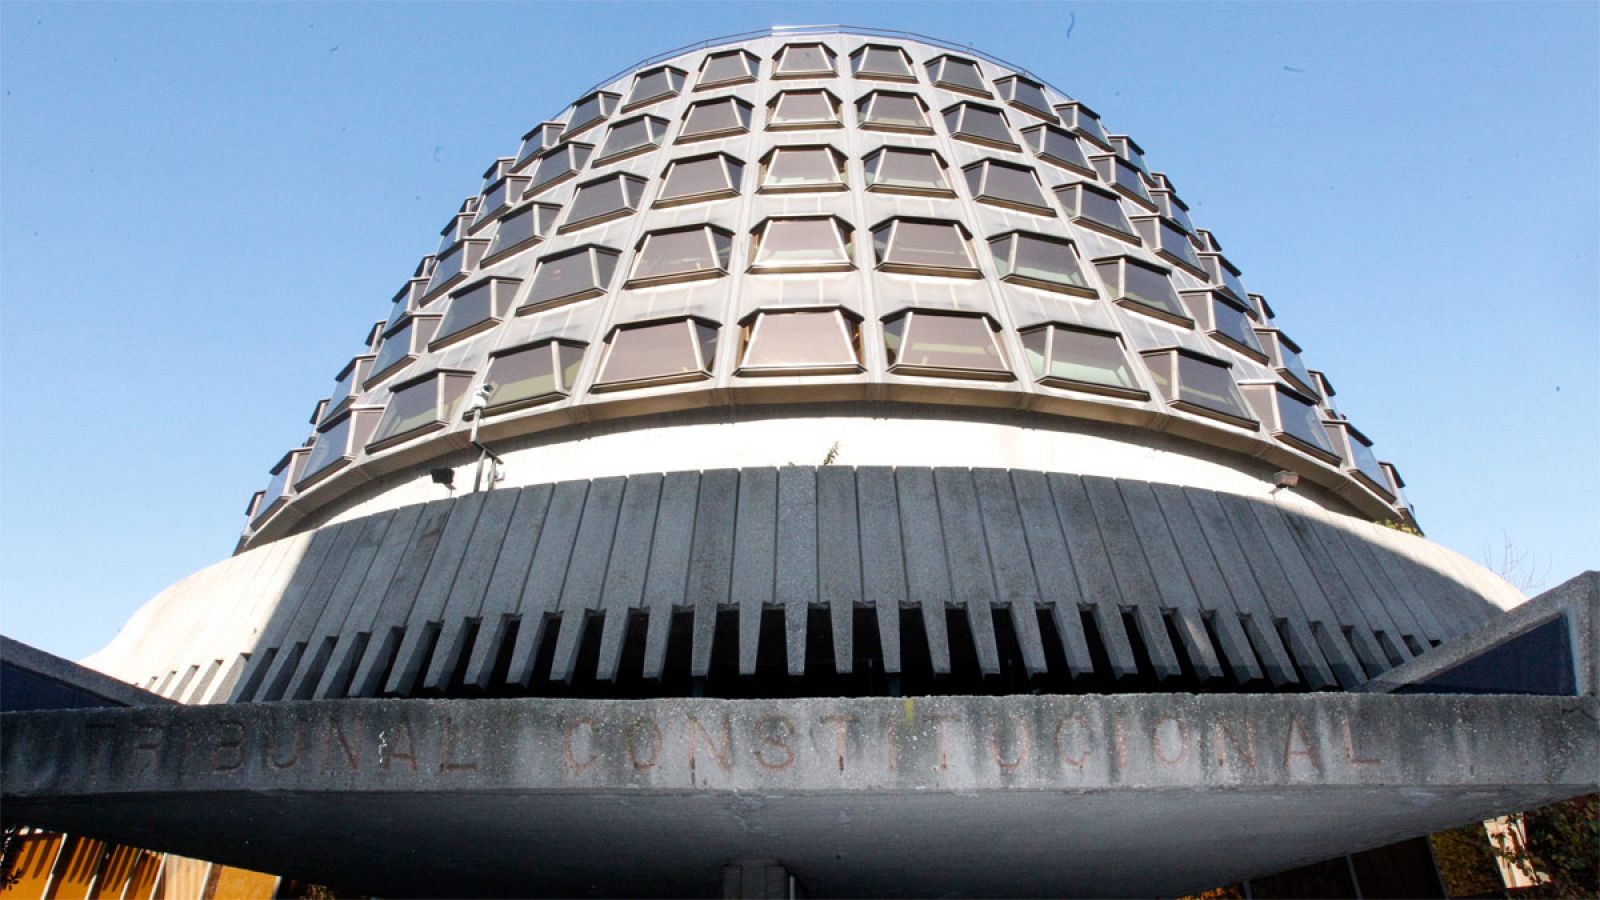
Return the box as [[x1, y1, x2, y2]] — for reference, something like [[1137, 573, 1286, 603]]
[[4, 693, 1594, 898]]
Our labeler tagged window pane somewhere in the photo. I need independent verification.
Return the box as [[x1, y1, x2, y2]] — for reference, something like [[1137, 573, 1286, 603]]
[[528, 144, 591, 193], [755, 219, 847, 267], [1349, 433, 1389, 487], [946, 103, 1014, 145], [1157, 220, 1203, 270], [566, 174, 644, 229], [488, 203, 556, 258], [1278, 339, 1315, 389], [426, 245, 467, 294], [1160, 194, 1197, 234], [1041, 327, 1139, 391], [599, 116, 662, 160], [565, 93, 615, 138], [436, 281, 498, 342], [744, 311, 857, 369], [998, 76, 1052, 117], [661, 155, 739, 202], [1107, 157, 1153, 205], [1103, 259, 1185, 319], [528, 247, 615, 306], [861, 92, 927, 129], [372, 379, 440, 444], [967, 160, 1049, 211], [682, 98, 750, 138], [856, 46, 912, 78], [929, 56, 986, 93], [993, 234, 1088, 290], [633, 228, 727, 281], [864, 148, 948, 191], [765, 146, 840, 187], [1027, 125, 1090, 171], [1067, 107, 1109, 145], [1278, 391, 1337, 456], [1064, 184, 1134, 236], [486, 343, 563, 410], [302, 417, 352, 482], [626, 67, 682, 108], [700, 50, 756, 87], [875, 220, 973, 271], [1213, 300, 1264, 354], [778, 44, 832, 76], [771, 91, 836, 125], [890, 313, 1007, 374], [1176, 354, 1252, 421], [600, 320, 707, 385], [1215, 261, 1248, 303], [326, 360, 367, 418], [371, 322, 413, 379]]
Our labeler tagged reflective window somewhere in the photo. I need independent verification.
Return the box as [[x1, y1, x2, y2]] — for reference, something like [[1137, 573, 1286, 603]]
[[1059, 102, 1111, 149], [1204, 254, 1249, 305], [486, 202, 561, 261], [1111, 135, 1153, 182], [597, 115, 669, 163], [760, 145, 846, 192], [526, 142, 594, 195], [1056, 182, 1137, 241], [1211, 294, 1266, 357], [963, 159, 1053, 215], [774, 43, 836, 78], [369, 371, 470, 449], [367, 316, 439, 387], [740, 309, 861, 374], [750, 217, 853, 272], [436, 209, 473, 255], [563, 92, 619, 139], [863, 146, 951, 195], [562, 173, 648, 232], [856, 90, 931, 132], [324, 356, 375, 424], [871, 218, 979, 276], [1094, 256, 1189, 324], [1020, 325, 1145, 397], [1143, 350, 1256, 426], [850, 45, 914, 81], [594, 319, 719, 390], [658, 153, 743, 206], [253, 450, 308, 526], [524, 245, 620, 311], [423, 240, 486, 298], [698, 49, 759, 89], [624, 65, 686, 111], [298, 410, 378, 489], [628, 225, 733, 286], [434, 277, 520, 347], [679, 97, 753, 142], [483, 341, 585, 413], [989, 232, 1092, 295], [994, 74, 1055, 121], [943, 101, 1018, 148], [1272, 388, 1339, 459], [1344, 427, 1392, 495], [925, 54, 988, 96], [883, 311, 1011, 380], [514, 123, 564, 171], [1136, 218, 1205, 275], [1022, 124, 1092, 175], [1094, 155, 1155, 208], [473, 176, 528, 229], [1258, 329, 1317, 396], [768, 90, 841, 129], [1153, 189, 1196, 235]]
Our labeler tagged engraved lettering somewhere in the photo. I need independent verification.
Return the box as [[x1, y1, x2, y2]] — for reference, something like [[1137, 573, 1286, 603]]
[[1055, 716, 1093, 769], [987, 716, 1029, 771], [1283, 715, 1322, 774], [930, 714, 961, 771], [1212, 720, 1255, 769], [1151, 716, 1189, 767], [819, 715, 858, 774], [1342, 716, 1380, 767], [625, 718, 662, 771], [439, 716, 478, 772], [323, 720, 361, 772], [380, 721, 418, 772], [130, 725, 164, 775], [211, 721, 246, 773], [265, 719, 303, 770], [687, 715, 732, 774], [754, 716, 796, 770]]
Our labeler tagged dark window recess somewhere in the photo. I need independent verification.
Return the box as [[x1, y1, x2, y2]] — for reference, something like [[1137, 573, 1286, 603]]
[[989, 231, 1093, 295], [595, 115, 669, 164], [856, 90, 931, 132], [963, 159, 1053, 215], [774, 42, 836, 78], [622, 65, 685, 111], [943, 101, 1018, 149], [627, 225, 733, 287], [760, 145, 845, 193], [738, 308, 861, 376], [851, 44, 915, 81], [561, 173, 648, 233], [562, 91, 619, 140], [679, 97, 754, 142], [994, 74, 1056, 121], [486, 203, 560, 263], [871, 217, 979, 277], [367, 370, 472, 451], [433, 277, 521, 348], [1094, 256, 1190, 326], [526, 142, 594, 196], [1134, 216, 1206, 276]]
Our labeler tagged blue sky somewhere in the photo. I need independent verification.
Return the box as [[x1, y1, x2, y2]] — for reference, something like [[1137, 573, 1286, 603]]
[[2, 2, 1596, 660]]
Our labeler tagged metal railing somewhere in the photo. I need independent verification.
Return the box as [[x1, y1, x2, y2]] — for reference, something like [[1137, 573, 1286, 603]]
[[576, 24, 1054, 102]]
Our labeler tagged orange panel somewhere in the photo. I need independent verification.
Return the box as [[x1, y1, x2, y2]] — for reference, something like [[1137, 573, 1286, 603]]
[[46, 836, 107, 900], [1, 833, 63, 898], [88, 846, 141, 900], [154, 856, 210, 900], [122, 851, 162, 900], [207, 867, 279, 900]]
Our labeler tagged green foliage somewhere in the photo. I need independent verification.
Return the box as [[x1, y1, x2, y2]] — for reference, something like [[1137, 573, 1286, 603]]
[[1490, 794, 1599, 897], [1429, 822, 1505, 897], [1375, 518, 1422, 536]]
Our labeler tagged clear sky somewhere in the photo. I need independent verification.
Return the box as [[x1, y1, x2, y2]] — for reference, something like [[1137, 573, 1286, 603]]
[[2, 2, 1596, 661]]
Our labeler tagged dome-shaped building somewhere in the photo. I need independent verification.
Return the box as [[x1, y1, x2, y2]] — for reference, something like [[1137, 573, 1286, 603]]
[[4, 27, 1593, 900]]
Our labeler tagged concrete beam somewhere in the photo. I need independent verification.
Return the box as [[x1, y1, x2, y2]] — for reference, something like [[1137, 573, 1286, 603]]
[[3, 693, 1594, 897]]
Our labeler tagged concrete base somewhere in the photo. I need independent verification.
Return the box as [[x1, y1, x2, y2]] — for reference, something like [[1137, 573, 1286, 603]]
[[4, 693, 1595, 897]]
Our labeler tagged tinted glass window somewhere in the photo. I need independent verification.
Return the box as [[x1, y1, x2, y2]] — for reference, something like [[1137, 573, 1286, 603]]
[[1025, 125, 1091, 172], [565, 174, 646, 229], [1061, 183, 1134, 237], [1066, 106, 1110, 146], [436, 281, 499, 342], [1102, 156, 1153, 205], [1155, 219, 1203, 270], [488, 203, 557, 258], [1175, 354, 1253, 421], [528, 144, 592, 194], [965, 160, 1050, 212], [997, 76, 1053, 118], [743, 310, 858, 370], [372, 378, 441, 445], [564, 93, 616, 138], [927, 56, 986, 94], [1158, 193, 1197, 234], [885, 312, 1008, 375], [860, 92, 928, 130], [1348, 433, 1389, 487], [864, 147, 949, 192], [599, 116, 665, 160], [1022, 327, 1140, 392], [1097, 258, 1185, 319], [681, 98, 751, 139], [1212, 299, 1264, 354], [632, 227, 731, 282], [426, 245, 467, 294], [753, 219, 849, 268], [699, 50, 757, 87], [301, 417, 352, 482], [854, 46, 913, 79], [777, 44, 833, 76], [945, 103, 1015, 146], [326, 359, 370, 420], [598, 320, 713, 386], [485, 342, 582, 410], [660, 155, 741, 203], [873, 220, 975, 272], [371, 321, 414, 379], [527, 246, 618, 307], [764, 146, 843, 189], [770, 91, 837, 126], [1276, 337, 1316, 389], [1278, 391, 1337, 456], [991, 233, 1089, 291], [625, 67, 684, 109]]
